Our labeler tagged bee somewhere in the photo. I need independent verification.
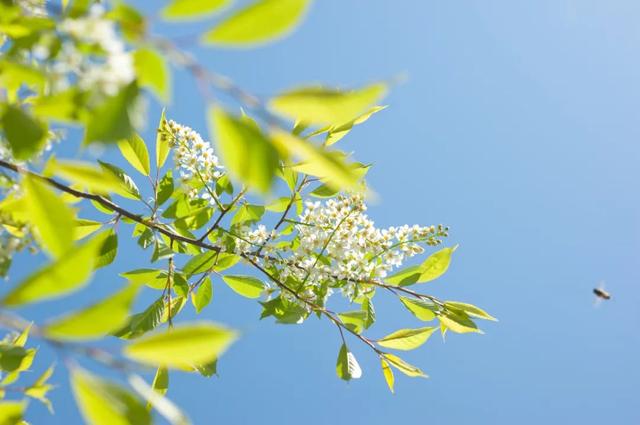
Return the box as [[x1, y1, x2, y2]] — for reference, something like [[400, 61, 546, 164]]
[[593, 281, 611, 307]]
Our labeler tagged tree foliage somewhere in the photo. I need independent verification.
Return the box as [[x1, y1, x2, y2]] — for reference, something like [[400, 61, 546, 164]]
[[0, 0, 495, 423]]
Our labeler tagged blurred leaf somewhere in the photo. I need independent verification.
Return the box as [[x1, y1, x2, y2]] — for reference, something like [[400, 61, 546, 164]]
[[1, 105, 46, 160], [336, 343, 361, 381], [210, 107, 278, 193], [324, 105, 387, 146], [0, 400, 25, 424], [44, 284, 139, 340], [272, 131, 360, 191], [134, 48, 171, 103], [128, 374, 189, 425], [22, 174, 75, 258], [377, 327, 436, 351], [118, 133, 151, 176], [71, 367, 151, 425], [124, 322, 237, 369], [84, 82, 139, 144], [162, 0, 229, 20], [191, 277, 212, 314], [270, 84, 387, 126], [222, 275, 264, 299], [230, 204, 265, 225], [203, 0, 310, 47], [150, 367, 168, 400], [25, 364, 55, 413], [2, 232, 106, 306]]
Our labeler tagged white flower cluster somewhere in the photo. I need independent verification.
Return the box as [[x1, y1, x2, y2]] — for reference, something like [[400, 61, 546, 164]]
[[233, 224, 274, 254], [237, 194, 447, 305], [166, 120, 224, 203], [46, 5, 135, 96]]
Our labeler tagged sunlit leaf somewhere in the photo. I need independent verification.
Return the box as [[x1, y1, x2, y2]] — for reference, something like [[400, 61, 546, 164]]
[[0, 400, 25, 424], [381, 359, 394, 393], [84, 82, 139, 144], [71, 367, 151, 425], [1, 105, 46, 160], [209, 107, 278, 193], [384, 354, 427, 378], [156, 110, 172, 168], [444, 301, 497, 321], [134, 48, 171, 103], [202, 0, 310, 47], [338, 311, 367, 334], [118, 133, 151, 176], [2, 232, 106, 306], [438, 309, 482, 334], [22, 174, 75, 258], [191, 277, 212, 314], [399, 297, 437, 322], [377, 327, 436, 351], [336, 343, 361, 381], [162, 0, 229, 20], [270, 84, 387, 126], [222, 275, 264, 299], [44, 284, 140, 340], [123, 322, 237, 369]]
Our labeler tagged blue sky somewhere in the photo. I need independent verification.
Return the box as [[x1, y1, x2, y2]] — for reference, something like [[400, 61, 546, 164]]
[[12, 0, 640, 423]]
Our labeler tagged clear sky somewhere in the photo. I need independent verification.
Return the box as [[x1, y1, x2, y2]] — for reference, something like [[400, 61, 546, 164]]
[[13, 0, 640, 423]]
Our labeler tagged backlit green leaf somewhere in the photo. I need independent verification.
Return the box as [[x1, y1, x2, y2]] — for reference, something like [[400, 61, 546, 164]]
[[336, 343, 362, 381], [51, 160, 134, 198], [71, 367, 151, 425], [222, 275, 264, 298], [1, 105, 46, 160], [270, 84, 387, 126], [399, 297, 437, 322], [381, 359, 394, 393], [22, 174, 75, 258], [44, 284, 139, 340], [192, 277, 212, 314], [444, 301, 497, 321], [2, 232, 106, 306], [118, 133, 151, 176], [377, 327, 436, 351], [438, 309, 482, 334], [0, 401, 25, 424], [203, 0, 310, 47], [210, 107, 278, 193], [162, 0, 229, 20], [124, 322, 237, 369], [338, 311, 367, 334], [156, 110, 171, 168], [95, 229, 118, 268], [134, 48, 171, 103], [416, 245, 457, 284], [384, 354, 427, 378], [84, 82, 138, 144]]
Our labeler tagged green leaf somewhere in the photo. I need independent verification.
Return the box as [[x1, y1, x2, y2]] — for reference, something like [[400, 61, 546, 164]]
[[336, 343, 361, 381], [387, 245, 458, 286], [25, 364, 55, 412], [265, 196, 291, 212], [203, 0, 310, 47], [118, 133, 151, 176], [74, 219, 103, 240], [44, 284, 139, 340], [416, 245, 457, 284], [380, 359, 394, 394], [121, 269, 168, 289], [134, 48, 171, 103], [191, 277, 212, 314], [272, 131, 360, 191], [84, 82, 139, 144], [123, 322, 237, 369], [362, 298, 375, 329], [22, 174, 75, 258], [71, 367, 151, 425], [195, 359, 217, 377], [444, 301, 497, 321], [324, 105, 387, 146], [230, 204, 265, 225], [99, 161, 142, 200], [338, 311, 367, 334], [384, 354, 427, 378], [210, 107, 278, 193], [162, 0, 229, 20], [156, 110, 171, 168], [128, 374, 189, 425], [0, 401, 25, 425], [222, 275, 264, 299], [0, 345, 34, 373], [1, 105, 46, 160], [114, 297, 165, 339], [270, 84, 387, 126], [150, 367, 168, 400], [157, 171, 174, 205], [309, 183, 339, 198], [2, 232, 106, 306], [399, 297, 437, 322], [95, 229, 118, 268], [438, 309, 482, 334], [51, 160, 135, 199], [377, 327, 436, 351], [12, 324, 31, 347]]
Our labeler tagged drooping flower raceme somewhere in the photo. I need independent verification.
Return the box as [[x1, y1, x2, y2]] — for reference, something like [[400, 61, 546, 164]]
[[166, 120, 224, 204]]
